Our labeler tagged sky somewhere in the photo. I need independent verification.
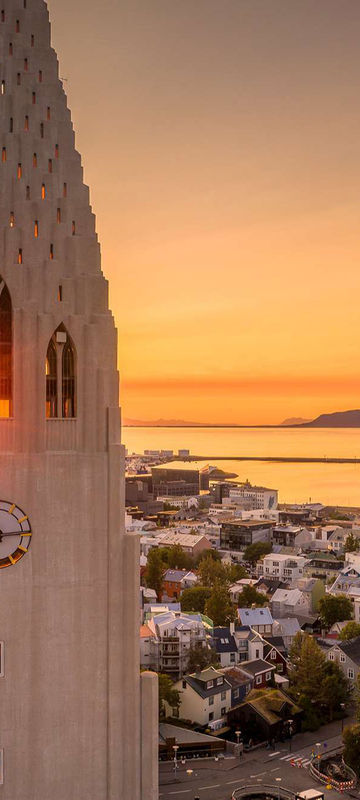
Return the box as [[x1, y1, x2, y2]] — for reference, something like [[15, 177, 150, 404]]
[[47, 0, 360, 425]]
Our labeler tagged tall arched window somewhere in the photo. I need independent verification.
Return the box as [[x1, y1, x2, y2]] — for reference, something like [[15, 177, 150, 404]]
[[62, 340, 76, 418], [46, 339, 57, 418], [45, 325, 76, 419], [0, 279, 12, 417]]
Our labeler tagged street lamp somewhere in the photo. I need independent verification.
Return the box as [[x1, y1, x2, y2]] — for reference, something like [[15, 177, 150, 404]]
[[340, 703, 345, 733], [288, 718, 294, 753], [275, 777, 282, 800], [235, 729, 242, 745], [173, 745, 179, 782]]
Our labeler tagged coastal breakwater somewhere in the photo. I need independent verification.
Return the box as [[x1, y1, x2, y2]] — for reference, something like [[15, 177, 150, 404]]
[[177, 455, 360, 464]]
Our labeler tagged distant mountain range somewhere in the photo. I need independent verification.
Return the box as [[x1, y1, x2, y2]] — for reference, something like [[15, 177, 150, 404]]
[[297, 409, 360, 428], [123, 409, 360, 428], [280, 417, 311, 426]]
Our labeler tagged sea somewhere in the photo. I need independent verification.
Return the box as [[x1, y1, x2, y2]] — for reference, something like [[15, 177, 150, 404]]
[[122, 426, 360, 508]]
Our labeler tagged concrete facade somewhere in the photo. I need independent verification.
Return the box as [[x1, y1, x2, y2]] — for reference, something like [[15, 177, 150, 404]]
[[0, 3, 157, 799]]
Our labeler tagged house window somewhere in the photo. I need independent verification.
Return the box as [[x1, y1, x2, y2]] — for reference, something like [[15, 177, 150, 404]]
[[230, 653, 235, 663], [255, 649, 260, 658], [221, 707, 226, 716], [209, 712, 214, 721], [182, 680, 186, 690], [221, 691, 226, 701], [340, 655, 345, 663], [271, 651, 277, 660], [233, 689, 239, 699], [348, 669, 354, 680], [207, 680, 214, 689], [209, 696, 214, 706], [0, 280, 12, 417], [266, 672, 271, 681], [217, 677, 223, 685], [256, 676, 262, 685], [329, 653, 334, 661]]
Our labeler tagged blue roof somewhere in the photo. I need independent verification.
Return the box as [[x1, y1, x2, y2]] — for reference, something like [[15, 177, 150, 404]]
[[238, 607, 273, 626]]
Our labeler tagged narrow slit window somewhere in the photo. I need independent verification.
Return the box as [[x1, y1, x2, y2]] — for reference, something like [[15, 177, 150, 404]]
[[55, 144, 59, 159], [63, 182, 67, 198], [49, 244, 54, 260], [48, 158, 52, 173], [1, 81, 5, 95], [58, 285, 63, 302], [32, 91, 36, 104], [17, 73, 21, 86], [2, 147, 6, 163], [24, 115, 29, 131], [8, 42, 12, 56], [47, 106, 51, 120], [41, 183, 46, 199], [72, 220, 76, 236], [9, 212, 15, 228], [46, 339, 57, 418], [17, 163, 22, 179], [0, 280, 13, 418], [24, 58, 28, 72], [9, 117, 13, 133], [26, 185, 30, 200], [62, 338, 76, 418], [34, 220, 39, 238], [18, 249, 23, 264], [31, 34, 34, 47], [40, 122, 44, 138], [33, 152, 37, 167], [15, 19, 20, 33], [1, 11, 5, 23], [57, 208, 61, 224]]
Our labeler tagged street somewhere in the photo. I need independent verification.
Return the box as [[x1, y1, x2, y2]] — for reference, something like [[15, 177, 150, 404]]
[[159, 724, 360, 800]]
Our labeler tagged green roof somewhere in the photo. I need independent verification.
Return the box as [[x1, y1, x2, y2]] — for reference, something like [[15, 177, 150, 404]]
[[240, 688, 302, 725]]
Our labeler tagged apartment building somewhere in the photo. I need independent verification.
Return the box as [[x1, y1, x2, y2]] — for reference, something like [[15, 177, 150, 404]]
[[258, 553, 308, 582]]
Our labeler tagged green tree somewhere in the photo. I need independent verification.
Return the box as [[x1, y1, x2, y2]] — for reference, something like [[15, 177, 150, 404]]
[[157, 673, 180, 718], [243, 541, 272, 565], [339, 621, 360, 641], [289, 633, 349, 728], [146, 548, 164, 600], [318, 594, 353, 628], [289, 633, 326, 703], [194, 549, 222, 567], [180, 585, 212, 614], [343, 725, 360, 776], [237, 584, 267, 608], [344, 533, 360, 553], [161, 545, 194, 570], [197, 555, 229, 587], [238, 586, 268, 608], [187, 642, 219, 673], [226, 563, 248, 583], [320, 661, 348, 721], [204, 579, 237, 626]]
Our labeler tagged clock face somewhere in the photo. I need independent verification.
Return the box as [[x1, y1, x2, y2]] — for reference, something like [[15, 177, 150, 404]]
[[0, 501, 32, 569]]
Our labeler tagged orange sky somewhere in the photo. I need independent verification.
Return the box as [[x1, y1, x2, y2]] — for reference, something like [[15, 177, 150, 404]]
[[48, 0, 360, 424]]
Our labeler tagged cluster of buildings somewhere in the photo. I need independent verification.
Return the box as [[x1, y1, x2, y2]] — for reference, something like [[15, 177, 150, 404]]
[[132, 461, 360, 749]]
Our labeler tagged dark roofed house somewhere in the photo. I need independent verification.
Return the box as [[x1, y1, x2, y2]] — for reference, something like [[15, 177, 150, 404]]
[[326, 636, 360, 687], [262, 636, 288, 674], [212, 627, 238, 668], [220, 666, 253, 707], [238, 658, 276, 689], [228, 687, 302, 745]]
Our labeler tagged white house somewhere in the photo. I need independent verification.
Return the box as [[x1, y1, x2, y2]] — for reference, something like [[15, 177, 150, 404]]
[[165, 667, 232, 727], [271, 588, 310, 619], [258, 554, 308, 583], [146, 611, 208, 678]]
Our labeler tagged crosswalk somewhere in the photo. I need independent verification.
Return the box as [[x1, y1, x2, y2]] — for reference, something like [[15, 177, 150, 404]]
[[279, 753, 312, 768]]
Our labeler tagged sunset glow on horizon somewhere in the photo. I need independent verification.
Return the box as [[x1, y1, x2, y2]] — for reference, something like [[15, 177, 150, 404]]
[[48, 0, 360, 424]]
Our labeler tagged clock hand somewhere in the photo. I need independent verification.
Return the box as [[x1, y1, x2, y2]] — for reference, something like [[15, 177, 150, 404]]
[[0, 530, 27, 538]]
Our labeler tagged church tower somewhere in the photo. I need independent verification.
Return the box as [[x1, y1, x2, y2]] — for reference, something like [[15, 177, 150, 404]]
[[0, 2, 158, 799]]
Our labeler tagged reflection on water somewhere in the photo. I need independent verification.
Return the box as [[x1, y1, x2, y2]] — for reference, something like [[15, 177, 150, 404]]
[[123, 427, 360, 507]]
